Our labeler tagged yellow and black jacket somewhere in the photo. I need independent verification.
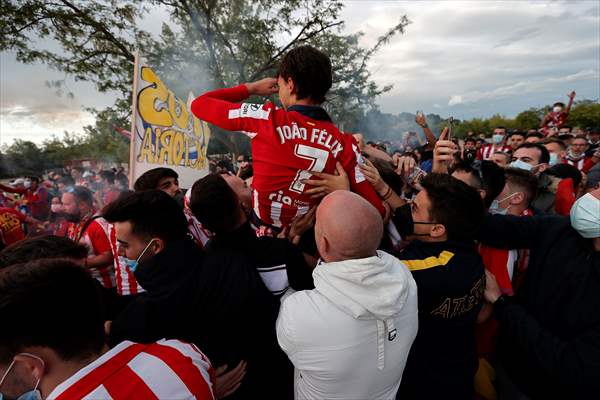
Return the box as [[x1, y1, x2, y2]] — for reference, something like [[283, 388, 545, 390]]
[[395, 240, 485, 400]]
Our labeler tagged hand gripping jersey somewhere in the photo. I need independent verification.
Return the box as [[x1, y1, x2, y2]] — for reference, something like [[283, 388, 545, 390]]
[[192, 85, 385, 227]]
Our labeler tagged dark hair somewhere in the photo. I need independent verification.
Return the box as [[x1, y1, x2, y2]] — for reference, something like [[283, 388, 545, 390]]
[[495, 126, 507, 132], [453, 160, 505, 208], [526, 132, 544, 139], [560, 125, 572, 131], [58, 176, 75, 187], [510, 131, 526, 139], [0, 236, 88, 270], [99, 170, 115, 185], [369, 157, 404, 195], [190, 174, 240, 235], [504, 168, 538, 206], [133, 168, 178, 192], [70, 186, 94, 206], [277, 45, 332, 104], [553, 102, 565, 108], [542, 137, 566, 150], [419, 173, 485, 240], [516, 142, 550, 164], [465, 138, 476, 145], [0, 259, 105, 364], [103, 190, 188, 242], [547, 164, 583, 189]]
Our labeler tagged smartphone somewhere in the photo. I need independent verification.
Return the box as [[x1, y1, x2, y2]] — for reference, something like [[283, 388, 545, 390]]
[[447, 117, 454, 141]]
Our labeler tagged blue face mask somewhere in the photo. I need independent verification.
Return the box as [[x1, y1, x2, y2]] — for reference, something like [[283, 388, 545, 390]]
[[122, 239, 156, 273], [570, 193, 600, 238], [0, 354, 43, 400], [489, 192, 519, 215], [510, 159, 537, 172], [548, 152, 559, 166]]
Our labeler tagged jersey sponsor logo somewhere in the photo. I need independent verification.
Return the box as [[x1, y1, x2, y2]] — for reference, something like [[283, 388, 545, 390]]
[[269, 191, 293, 205], [430, 274, 485, 319], [276, 123, 344, 158], [228, 103, 271, 120]]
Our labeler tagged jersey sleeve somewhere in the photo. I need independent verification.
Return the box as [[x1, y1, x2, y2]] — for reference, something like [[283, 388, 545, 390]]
[[191, 85, 271, 139], [339, 137, 386, 217], [86, 222, 112, 255]]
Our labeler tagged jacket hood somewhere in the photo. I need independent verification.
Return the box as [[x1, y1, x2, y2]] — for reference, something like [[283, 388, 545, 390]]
[[313, 250, 412, 320]]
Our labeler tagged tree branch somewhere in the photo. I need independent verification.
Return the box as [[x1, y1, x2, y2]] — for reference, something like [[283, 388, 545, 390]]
[[58, 0, 134, 62]]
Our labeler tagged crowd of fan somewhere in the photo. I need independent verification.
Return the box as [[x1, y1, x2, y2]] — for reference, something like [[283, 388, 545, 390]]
[[1, 45, 599, 400]]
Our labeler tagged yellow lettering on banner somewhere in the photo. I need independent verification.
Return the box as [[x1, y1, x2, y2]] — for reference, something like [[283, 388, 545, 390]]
[[169, 95, 189, 130], [158, 130, 173, 165], [153, 128, 162, 164], [137, 127, 155, 163], [138, 67, 172, 127], [172, 132, 185, 166]]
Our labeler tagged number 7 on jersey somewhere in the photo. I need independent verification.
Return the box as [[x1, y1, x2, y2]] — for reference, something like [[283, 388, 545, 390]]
[[289, 144, 329, 193]]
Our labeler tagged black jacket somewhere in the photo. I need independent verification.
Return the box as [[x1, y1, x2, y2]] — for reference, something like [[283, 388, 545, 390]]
[[395, 240, 485, 400], [478, 214, 600, 399], [109, 237, 293, 399]]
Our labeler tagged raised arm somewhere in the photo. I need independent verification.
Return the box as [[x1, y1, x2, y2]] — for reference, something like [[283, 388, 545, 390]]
[[565, 91, 576, 114], [416, 112, 438, 150], [190, 78, 278, 134]]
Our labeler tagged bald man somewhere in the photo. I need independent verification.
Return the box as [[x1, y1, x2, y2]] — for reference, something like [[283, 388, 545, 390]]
[[276, 190, 418, 400]]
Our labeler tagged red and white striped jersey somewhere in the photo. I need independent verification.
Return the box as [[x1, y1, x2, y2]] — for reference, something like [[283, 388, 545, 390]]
[[80, 217, 116, 289], [48, 339, 215, 400], [477, 144, 512, 160], [191, 85, 385, 228], [108, 223, 144, 296]]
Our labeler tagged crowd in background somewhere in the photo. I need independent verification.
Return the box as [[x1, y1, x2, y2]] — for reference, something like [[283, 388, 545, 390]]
[[1, 45, 599, 400]]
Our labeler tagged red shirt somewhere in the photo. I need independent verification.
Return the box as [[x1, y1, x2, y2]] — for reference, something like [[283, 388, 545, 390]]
[[541, 111, 568, 135], [192, 85, 385, 227], [476, 144, 512, 160], [68, 215, 115, 288], [8, 186, 49, 219], [0, 208, 27, 246], [48, 339, 215, 400], [108, 223, 144, 296]]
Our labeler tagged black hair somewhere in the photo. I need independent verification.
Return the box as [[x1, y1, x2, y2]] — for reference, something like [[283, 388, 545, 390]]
[[133, 168, 178, 192], [103, 190, 188, 242], [547, 164, 583, 189], [526, 132, 544, 139], [510, 131, 526, 139], [58, 176, 75, 187], [553, 102, 566, 108], [70, 186, 94, 206], [277, 45, 332, 104], [495, 126, 507, 132], [542, 137, 567, 150], [0, 259, 105, 364], [465, 137, 477, 145], [0, 236, 88, 270], [368, 157, 404, 195], [516, 142, 550, 164], [190, 174, 240, 235], [419, 173, 485, 240], [504, 168, 538, 206], [453, 160, 506, 208], [99, 170, 115, 185]]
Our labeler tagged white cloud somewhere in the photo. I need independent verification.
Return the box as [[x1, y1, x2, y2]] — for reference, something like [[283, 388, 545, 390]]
[[447, 69, 599, 106]]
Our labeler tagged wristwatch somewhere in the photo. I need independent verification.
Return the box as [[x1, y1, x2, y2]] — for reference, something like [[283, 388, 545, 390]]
[[493, 294, 510, 306]]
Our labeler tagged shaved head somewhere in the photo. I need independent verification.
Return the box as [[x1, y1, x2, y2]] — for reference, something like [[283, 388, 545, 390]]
[[315, 191, 383, 262]]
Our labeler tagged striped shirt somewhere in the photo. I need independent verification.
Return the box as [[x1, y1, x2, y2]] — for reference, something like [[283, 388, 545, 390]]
[[48, 339, 215, 400], [108, 223, 144, 296], [79, 217, 116, 289]]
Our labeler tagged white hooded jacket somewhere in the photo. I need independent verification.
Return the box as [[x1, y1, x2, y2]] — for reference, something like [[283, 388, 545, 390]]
[[276, 250, 418, 400]]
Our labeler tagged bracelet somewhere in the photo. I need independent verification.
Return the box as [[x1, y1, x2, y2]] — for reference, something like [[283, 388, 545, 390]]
[[382, 185, 393, 200], [419, 124, 428, 129]]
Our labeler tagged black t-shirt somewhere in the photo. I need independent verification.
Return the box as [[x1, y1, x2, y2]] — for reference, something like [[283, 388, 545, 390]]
[[394, 240, 485, 400]]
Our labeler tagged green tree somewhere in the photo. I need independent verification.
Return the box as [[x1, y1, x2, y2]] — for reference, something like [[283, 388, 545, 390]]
[[514, 108, 543, 130], [567, 101, 600, 129], [2, 0, 409, 154]]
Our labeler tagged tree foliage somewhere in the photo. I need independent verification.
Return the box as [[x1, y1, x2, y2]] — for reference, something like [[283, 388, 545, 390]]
[[1, 0, 410, 154]]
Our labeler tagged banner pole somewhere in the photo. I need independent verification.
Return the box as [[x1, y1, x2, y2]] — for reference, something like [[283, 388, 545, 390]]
[[128, 50, 140, 189]]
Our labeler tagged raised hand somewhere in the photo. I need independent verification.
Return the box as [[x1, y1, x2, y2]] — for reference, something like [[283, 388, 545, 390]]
[[246, 78, 278, 96], [359, 158, 387, 195], [432, 127, 457, 174]]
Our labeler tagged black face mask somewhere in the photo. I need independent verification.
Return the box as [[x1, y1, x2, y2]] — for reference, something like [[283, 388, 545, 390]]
[[393, 203, 438, 238]]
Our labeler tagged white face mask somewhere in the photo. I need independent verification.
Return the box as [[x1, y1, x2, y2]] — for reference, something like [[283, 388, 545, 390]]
[[492, 134, 504, 144], [510, 159, 539, 173], [23, 180, 32, 189], [570, 193, 600, 238], [553, 106, 563, 113], [489, 192, 520, 215]]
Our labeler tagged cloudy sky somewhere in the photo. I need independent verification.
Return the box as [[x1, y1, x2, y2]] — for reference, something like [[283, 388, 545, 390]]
[[1, 0, 599, 145]]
